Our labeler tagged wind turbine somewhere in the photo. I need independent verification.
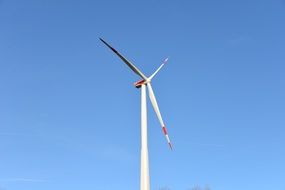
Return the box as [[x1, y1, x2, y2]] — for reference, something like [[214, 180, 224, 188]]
[[100, 38, 172, 190]]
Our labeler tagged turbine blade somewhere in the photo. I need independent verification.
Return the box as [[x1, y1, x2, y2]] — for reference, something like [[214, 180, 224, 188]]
[[100, 38, 147, 80], [149, 57, 169, 80], [147, 83, 173, 150]]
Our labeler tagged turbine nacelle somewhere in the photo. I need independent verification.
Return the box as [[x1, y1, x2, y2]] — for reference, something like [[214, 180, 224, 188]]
[[134, 78, 151, 88], [134, 79, 147, 88]]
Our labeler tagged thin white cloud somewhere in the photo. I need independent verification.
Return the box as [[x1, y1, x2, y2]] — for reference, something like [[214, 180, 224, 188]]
[[100, 145, 136, 162], [0, 132, 39, 137], [189, 142, 226, 148], [0, 132, 24, 136], [0, 178, 46, 182]]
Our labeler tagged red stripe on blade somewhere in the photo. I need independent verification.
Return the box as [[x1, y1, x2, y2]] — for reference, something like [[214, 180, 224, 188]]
[[162, 126, 168, 135]]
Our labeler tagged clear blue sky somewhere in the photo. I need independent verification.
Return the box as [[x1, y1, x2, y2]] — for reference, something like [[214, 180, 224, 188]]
[[0, 0, 285, 189]]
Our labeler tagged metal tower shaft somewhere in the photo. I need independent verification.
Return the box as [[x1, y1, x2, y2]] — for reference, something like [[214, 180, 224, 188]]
[[140, 84, 150, 190]]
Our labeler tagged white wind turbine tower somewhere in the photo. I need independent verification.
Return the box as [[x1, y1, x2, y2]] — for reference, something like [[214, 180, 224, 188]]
[[100, 38, 172, 190]]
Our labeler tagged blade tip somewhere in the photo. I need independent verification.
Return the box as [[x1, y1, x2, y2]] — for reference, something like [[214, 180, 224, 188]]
[[99, 38, 105, 43], [169, 143, 173, 150], [164, 57, 169, 64]]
